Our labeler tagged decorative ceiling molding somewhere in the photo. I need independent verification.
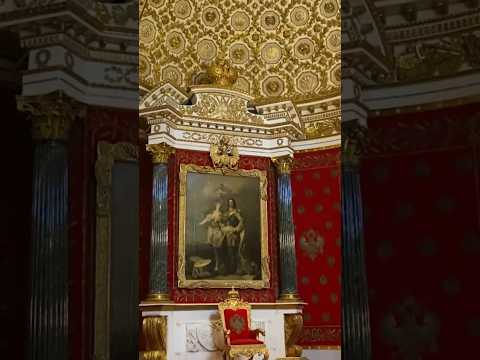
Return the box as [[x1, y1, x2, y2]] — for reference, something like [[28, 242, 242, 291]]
[[141, 83, 340, 156], [0, 0, 139, 109], [344, 0, 480, 116], [139, 0, 340, 104]]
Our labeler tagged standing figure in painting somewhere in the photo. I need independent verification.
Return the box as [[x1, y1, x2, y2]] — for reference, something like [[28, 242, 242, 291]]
[[199, 202, 225, 274], [222, 198, 246, 275]]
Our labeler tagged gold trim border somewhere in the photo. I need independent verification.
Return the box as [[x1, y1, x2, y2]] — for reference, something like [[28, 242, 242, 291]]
[[95, 142, 138, 360], [177, 163, 270, 289], [294, 144, 341, 153], [302, 345, 341, 350]]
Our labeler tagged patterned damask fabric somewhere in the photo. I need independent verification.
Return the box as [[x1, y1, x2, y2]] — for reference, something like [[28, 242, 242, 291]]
[[362, 108, 480, 358], [291, 148, 341, 346]]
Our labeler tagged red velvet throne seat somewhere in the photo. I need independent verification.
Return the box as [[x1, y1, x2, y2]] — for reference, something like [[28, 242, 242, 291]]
[[218, 288, 269, 359]]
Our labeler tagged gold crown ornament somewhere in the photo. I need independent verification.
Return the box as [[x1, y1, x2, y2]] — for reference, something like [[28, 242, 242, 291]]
[[227, 287, 241, 300], [207, 58, 238, 87]]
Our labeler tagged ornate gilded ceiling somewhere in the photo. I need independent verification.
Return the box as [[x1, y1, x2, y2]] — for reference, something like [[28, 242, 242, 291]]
[[139, 0, 340, 104]]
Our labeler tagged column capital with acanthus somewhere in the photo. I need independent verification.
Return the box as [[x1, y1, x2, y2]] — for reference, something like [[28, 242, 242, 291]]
[[342, 121, 368, 167], [146, 143, 175, 164], [17, 91, 81, 141], [272, 155, 293, 175]]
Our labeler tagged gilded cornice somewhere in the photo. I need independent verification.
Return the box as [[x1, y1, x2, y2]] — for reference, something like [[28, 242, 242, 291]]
[[140, 83, 340, 146]]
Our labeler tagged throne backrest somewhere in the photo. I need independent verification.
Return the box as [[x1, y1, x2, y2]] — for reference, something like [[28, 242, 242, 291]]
[[218, 289, 252, 342]]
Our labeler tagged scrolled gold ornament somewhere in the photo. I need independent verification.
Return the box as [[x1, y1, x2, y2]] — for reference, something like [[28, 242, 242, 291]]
[[210, 136, 240, 170]]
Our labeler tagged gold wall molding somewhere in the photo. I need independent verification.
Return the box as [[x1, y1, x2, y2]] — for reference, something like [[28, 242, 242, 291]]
[[94, 141, 138, 360]]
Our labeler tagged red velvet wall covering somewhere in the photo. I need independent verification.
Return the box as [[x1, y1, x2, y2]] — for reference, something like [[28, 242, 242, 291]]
[[361, 103, 480, 359], [291, 148, 341, 347], [69, 107, 140, 360], [166, 149, 279, 303]]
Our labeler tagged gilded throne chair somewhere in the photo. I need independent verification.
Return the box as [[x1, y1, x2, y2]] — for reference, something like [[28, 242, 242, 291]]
[[218, 288, 269, 360]]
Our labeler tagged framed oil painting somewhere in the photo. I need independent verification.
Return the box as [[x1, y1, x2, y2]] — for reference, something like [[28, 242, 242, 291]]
[[177, 164, 270, 289]]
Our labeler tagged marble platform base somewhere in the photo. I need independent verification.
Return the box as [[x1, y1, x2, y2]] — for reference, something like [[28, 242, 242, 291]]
[[140, 302, 304, 360]]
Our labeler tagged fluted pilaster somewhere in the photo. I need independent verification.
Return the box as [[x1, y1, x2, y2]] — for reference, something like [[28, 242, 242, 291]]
[[146, 143, 175, 301], [273, 156, 300, 302], [342, 123, 371, 360]]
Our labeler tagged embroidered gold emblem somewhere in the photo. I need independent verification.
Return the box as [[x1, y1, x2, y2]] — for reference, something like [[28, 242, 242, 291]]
[[229, 314, 246, 334], [300, 229, 325, 260]]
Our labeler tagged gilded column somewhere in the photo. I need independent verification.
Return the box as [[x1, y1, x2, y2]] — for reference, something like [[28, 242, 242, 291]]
[[273, 156, 300, 301], [146, 143, 175, 301], [342, 123, 372, 360], [18, 94, 73, 360]]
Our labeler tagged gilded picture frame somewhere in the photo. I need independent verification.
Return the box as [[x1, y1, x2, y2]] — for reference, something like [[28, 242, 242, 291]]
[[177, 163, 270, 289]]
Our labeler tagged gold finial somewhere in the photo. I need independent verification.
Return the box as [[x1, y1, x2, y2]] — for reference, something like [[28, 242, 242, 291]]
[[146, 143, 175, 164], [272, 156, 294, 175], [207, 57, 238, 87]]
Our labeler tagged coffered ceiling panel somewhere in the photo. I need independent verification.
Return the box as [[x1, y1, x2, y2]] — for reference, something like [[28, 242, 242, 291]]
[[139, 0, 340, 104]]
